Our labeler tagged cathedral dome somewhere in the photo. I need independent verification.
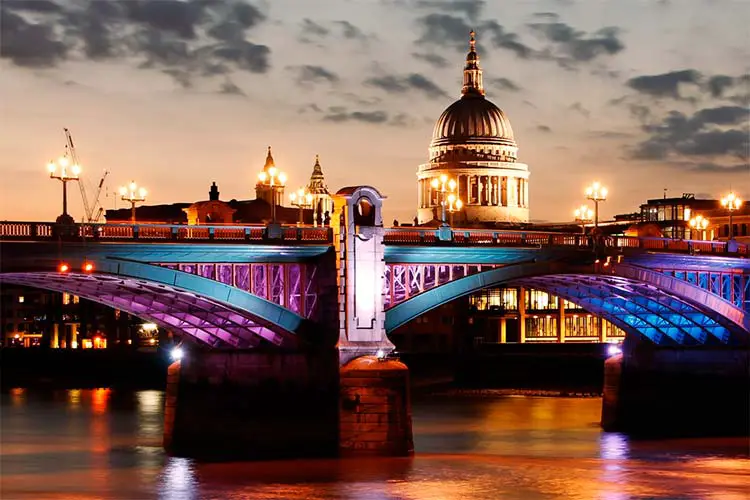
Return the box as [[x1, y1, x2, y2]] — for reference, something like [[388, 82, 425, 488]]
[[431, 95, 516, 148], [429, 30, 517, 151]]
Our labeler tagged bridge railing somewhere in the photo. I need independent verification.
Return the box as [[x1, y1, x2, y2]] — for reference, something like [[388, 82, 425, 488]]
[[0, 222, 333, 244], [382, 227, 748, 256]]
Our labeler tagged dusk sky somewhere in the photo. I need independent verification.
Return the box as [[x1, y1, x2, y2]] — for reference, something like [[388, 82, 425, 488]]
[[1, 0, 748, 224]]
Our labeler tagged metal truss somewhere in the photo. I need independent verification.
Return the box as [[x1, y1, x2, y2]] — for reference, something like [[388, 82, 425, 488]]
[[155, 262, 321, 321], [518, 275, 737, 345], [384, 261, 749, 345], [384, 263, 498, 308], [0, 272, 298, 349]]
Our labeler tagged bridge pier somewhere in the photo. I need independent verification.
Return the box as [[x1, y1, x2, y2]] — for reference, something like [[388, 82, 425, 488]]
[[163, 348, 340, 461], [339, 356, 414, 456], [163, 348, 414, 460], [602, 337, 750, 438]]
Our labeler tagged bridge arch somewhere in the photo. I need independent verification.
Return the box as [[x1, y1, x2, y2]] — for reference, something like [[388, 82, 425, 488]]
[[384, 262, 749, 345], [0, 258, 322, 349]]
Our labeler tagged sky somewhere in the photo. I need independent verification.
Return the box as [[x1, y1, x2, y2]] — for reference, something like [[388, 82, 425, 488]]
[[1, 0, 748, 224]]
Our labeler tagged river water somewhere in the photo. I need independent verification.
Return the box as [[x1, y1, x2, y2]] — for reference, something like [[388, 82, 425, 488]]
[[1, 388, 748, 499]]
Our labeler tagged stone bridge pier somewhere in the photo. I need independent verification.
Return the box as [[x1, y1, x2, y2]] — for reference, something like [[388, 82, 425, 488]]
[[602, 336, 749, 438], [164, 186, 413, 460]]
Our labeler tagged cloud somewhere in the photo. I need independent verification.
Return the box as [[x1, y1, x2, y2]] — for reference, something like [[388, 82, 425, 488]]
[[288, 65, 339, 85], [626, 70, 702, 100], [630, 106, 750, 172], [0, 0, 270, 86], [334, 20, 368, 40], [414, 0, 486, 21], [390, 113, 419, 127], [1, 9, 68, 67], [219, 80, 245, 96], [688, 163, 750, 174], [365, 73, 448, 99], [569, 102, 590, 117], [2, 0, 61, 13], [415, 13, 473, 51], [299, 19, 369, 43], [527, 20, 624, 65], [412, 52, 449, 68], [488, 77, 521, 92], [300, 18, 329, 38], [322, 107, 390, 124], [415, 14, 533, 60], [706, 75, 735, 98], [481, 21, 534, 59]]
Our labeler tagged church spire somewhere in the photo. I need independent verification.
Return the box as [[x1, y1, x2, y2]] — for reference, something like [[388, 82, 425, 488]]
[[461, 30, 485, 97], [307, 154, 329, 194], [263, 146, 275, 171]]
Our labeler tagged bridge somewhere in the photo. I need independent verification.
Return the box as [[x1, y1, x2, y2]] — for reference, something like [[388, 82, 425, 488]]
[[1, 186, 748, 458]]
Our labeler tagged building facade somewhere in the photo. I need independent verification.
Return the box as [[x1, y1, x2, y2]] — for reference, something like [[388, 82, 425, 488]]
[[1, 286, 145, 349], [417, 31, 530, 225]]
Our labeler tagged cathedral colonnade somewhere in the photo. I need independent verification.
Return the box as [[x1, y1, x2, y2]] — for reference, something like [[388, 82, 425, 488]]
[[417, 170, 529, 212]]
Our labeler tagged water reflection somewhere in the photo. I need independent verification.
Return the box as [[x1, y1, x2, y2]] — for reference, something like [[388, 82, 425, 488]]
[[1, 390, 747, 500], [599, 432, 629, 460], [160, 457, 198, 500], [68, 388, 81, 408]]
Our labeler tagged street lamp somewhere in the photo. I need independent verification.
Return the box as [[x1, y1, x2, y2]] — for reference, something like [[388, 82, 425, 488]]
[[574, 204, 594, 235], [258, 166, 287, 222], [47, 155, 81, 224], [688, 214, 709, 240], [431, 174, 460, 226], [119, 181, 147, 223], [446, 192, 463, 226], [720, 191, 743, 240], [585, 181, 608, 228], [289, 187, 313, 225]]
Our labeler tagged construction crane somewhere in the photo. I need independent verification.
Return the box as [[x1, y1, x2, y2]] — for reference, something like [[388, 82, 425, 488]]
[[90, 170, 109, 222], [63, 128, 108, 223]]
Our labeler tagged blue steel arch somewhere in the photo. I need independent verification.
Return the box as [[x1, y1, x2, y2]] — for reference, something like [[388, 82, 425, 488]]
[[0, 258, 319, 349], [384, 262, 749, 345]]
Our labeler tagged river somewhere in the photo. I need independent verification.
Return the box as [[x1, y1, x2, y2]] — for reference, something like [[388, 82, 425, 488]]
[[1, 388, 748, 499]]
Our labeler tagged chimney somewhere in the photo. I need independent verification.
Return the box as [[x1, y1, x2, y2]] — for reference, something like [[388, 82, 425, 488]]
[[209, 182, 219, 201]]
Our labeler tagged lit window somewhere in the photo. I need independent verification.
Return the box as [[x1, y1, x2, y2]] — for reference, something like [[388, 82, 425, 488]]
[[62, 293, 71, 305], [18, 296, 24, 303]]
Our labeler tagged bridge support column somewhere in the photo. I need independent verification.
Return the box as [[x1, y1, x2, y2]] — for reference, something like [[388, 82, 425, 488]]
[[340, 356, 413, 456], [602, 338, 749, 438], [331, 186, 413, 456], [163, 348, 340, 461]]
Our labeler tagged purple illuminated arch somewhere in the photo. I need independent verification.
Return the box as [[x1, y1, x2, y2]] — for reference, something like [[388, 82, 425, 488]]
[[0, 272, 301, 348]]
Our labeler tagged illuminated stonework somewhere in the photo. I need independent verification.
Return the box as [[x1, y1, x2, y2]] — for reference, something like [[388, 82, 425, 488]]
[[417, 31, 530, 224]]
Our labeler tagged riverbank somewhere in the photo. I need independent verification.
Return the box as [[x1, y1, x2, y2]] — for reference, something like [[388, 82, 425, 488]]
[[1, 344, 609, 394]]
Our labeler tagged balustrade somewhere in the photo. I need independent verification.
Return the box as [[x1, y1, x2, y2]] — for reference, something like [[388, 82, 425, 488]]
[[0, 221, 746, 255]]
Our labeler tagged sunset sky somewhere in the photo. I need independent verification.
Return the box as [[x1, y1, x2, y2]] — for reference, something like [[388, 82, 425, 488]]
[[1, 0, 748, 224]]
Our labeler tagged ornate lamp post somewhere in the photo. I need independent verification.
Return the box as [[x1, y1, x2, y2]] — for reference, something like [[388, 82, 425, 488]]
[[720, 191, 742, 240], [574, 204, 594, 235], [431, 174, 459, 226], [446, 192, 463, 226], [289, 188, 313, 225], [258, 166, 287, 222], [119, 181, 147, 223], [688, 214, 709, 240], [47, 156, 80, 224], [585, 181, 608, 228]]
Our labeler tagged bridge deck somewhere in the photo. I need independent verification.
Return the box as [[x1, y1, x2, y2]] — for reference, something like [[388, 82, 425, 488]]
[[1, 222, 747, 258]]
